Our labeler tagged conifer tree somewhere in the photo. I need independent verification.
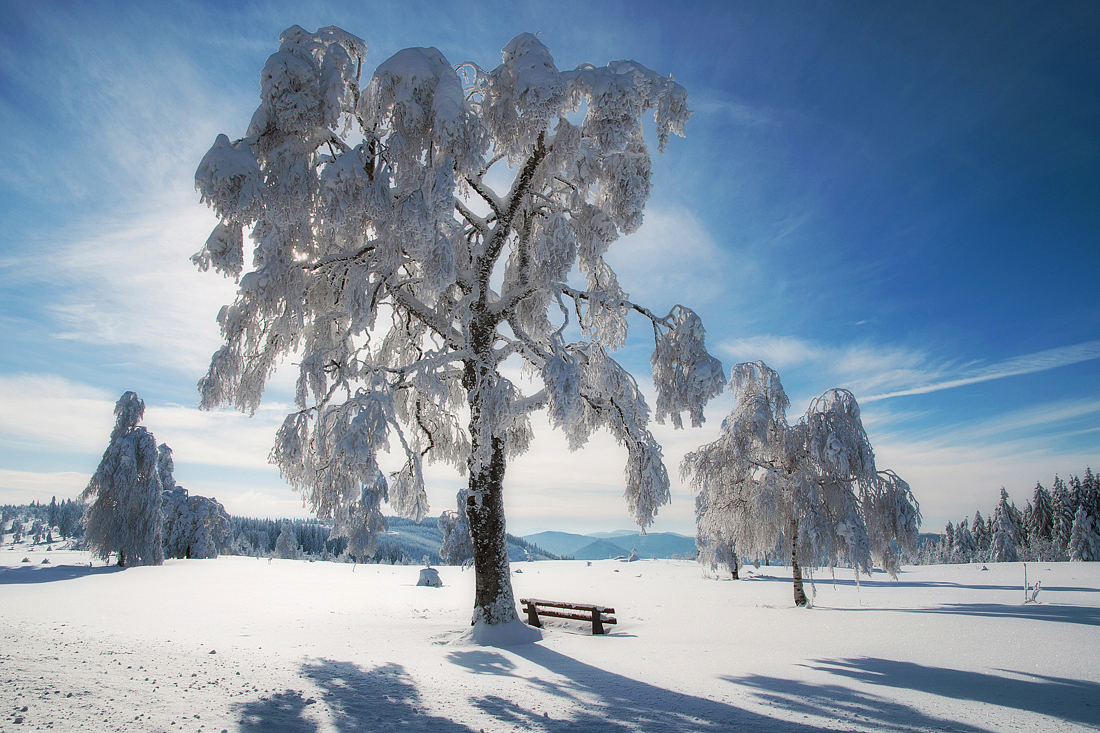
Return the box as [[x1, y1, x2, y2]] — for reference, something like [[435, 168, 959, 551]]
[[989, 488, 1019, 563], [1052, 475, 1075, 552], [1068, 505, 1100, 562], [275, 522, 300, 559], [952, 518, 977, 562], [81, 392, 164, 567], [1029, 482, 1054, 543], [972, 509, 990, 560]]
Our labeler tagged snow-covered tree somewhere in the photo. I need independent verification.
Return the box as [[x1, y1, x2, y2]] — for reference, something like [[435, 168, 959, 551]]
[[438, 488, 474, 566], [274, 522, 300, 559], [696, 491, 740, 579], [989, 488, 1020, 563], [193, 27, 721, 628], [158, 444, 231, 559], [1029, 482, 1054, 544], [972, 509, 990, 559], [1068, 505, 1100, 561], [952, 518, 977, 563], [81, 392, 164, 567], [682, 362, 920, 606], [1051, 475, 1074, 552]]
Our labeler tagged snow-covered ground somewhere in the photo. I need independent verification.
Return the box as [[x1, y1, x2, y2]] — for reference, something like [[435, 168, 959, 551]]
[[2, 547, 1098, 732]]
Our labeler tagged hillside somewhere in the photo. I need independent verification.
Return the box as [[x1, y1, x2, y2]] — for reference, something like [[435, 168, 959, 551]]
[[522, 530, 697, 560]]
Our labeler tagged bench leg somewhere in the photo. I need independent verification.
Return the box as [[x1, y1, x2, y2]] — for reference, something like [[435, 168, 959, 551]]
[[592, 609, 604, 635], [525, 601, 542, 628]]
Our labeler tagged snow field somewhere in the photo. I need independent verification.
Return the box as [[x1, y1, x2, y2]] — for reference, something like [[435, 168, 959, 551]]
[[2, 549, 1098, 732]]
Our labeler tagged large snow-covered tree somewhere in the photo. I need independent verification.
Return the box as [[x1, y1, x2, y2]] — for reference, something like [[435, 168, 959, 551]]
[[81, 392, 164, 567], [159, 444, 231, 560], [682, 361, 920, 606], [193, 27, 723, 630]]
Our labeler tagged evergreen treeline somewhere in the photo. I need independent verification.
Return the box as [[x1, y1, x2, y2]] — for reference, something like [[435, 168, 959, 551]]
[[916, 468, 1100, 564], [2, 498, 85, 546], [2, 500, 562, 566]]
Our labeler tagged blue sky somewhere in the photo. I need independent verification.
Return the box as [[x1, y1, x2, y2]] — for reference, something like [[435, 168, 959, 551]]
[[1, 1, 1097, 537]]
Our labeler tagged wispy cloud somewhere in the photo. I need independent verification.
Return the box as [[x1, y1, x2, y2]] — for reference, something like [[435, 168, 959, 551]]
[[721, 335, 1100, 405], [863, 340, 1100, 401], [719, 335, 937, 397]]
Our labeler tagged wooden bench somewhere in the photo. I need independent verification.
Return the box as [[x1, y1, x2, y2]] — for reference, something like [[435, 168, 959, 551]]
[[520, 598, 617, 635]]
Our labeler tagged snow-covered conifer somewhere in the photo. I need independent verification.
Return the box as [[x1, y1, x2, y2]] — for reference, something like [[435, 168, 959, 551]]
[[989, 488, 1019, 563], [1068, 505, 1100, 562], [683, 362, 919, 606], [1029, 482, 1054, 544], [81, 392, 164, 567], [952, 518, 977, 563], [275, 522, 300, 560], [195, 27, 719, 628]]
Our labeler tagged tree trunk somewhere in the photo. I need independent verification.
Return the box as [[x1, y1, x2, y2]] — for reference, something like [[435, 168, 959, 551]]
[[791, 519, 807, 607], [465, 435, 518, 626], [117, 549, 127, 568]]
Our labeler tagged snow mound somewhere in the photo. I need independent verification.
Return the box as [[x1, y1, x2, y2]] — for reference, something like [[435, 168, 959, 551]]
[[453, 617, 542, 647], [417, 567, 442, 587]]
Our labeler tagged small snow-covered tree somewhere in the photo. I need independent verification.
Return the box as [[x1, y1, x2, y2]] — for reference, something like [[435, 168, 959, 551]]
[[696, 490, 740, 579], [275, 522, 300, 560], [972, 510, 990, 560], [81, 392, 164, 567], [989, 488, 1019, 563], [159, 444, 231, 559], [683, 362, 920, 606], [194, 26, 722, 629], [952, 518, 977, 563], [438, 488, 474, 566]]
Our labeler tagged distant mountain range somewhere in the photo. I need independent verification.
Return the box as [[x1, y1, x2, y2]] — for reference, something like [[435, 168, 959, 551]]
[[520, 530, 697, 560]]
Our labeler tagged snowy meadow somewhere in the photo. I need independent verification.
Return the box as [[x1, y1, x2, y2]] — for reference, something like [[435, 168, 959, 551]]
[[3, 549, 1098, 732]]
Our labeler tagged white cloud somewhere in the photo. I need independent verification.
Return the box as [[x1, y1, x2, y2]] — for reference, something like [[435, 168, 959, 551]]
[[721, 335, 1100, 407], [864, 340, 1100, 402], [0, 469, 90, 501], [0, 375, 116, 454], [605, 205, 729, 310], [719, 335, 936, 398]]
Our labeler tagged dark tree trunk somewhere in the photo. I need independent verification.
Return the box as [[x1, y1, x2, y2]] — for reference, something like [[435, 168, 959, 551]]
[[463, 356, 519, 627], [117, 549, 127, 568], [465, 436, 518, 626], [731, 551, 740, 580], [791, 519, 807, 607]]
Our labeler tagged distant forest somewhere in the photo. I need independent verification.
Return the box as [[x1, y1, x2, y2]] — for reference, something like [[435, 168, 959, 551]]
[[912, 468, 1099, 564], [0, 499, 563, 566]]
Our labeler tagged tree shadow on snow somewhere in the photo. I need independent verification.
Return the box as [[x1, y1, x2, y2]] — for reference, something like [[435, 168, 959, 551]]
[[746, 571, 1100, 595], [237, 659, 478, 733], [449, 645, 982, 732], [896, 601, 1100, 627], [0, 564, 125, 585], [736, 657, 1100, 729]]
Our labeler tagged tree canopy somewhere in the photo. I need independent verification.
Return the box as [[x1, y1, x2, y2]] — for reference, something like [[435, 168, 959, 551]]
[[683, 361, 920, 605], [194, 27, 722, 630]]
